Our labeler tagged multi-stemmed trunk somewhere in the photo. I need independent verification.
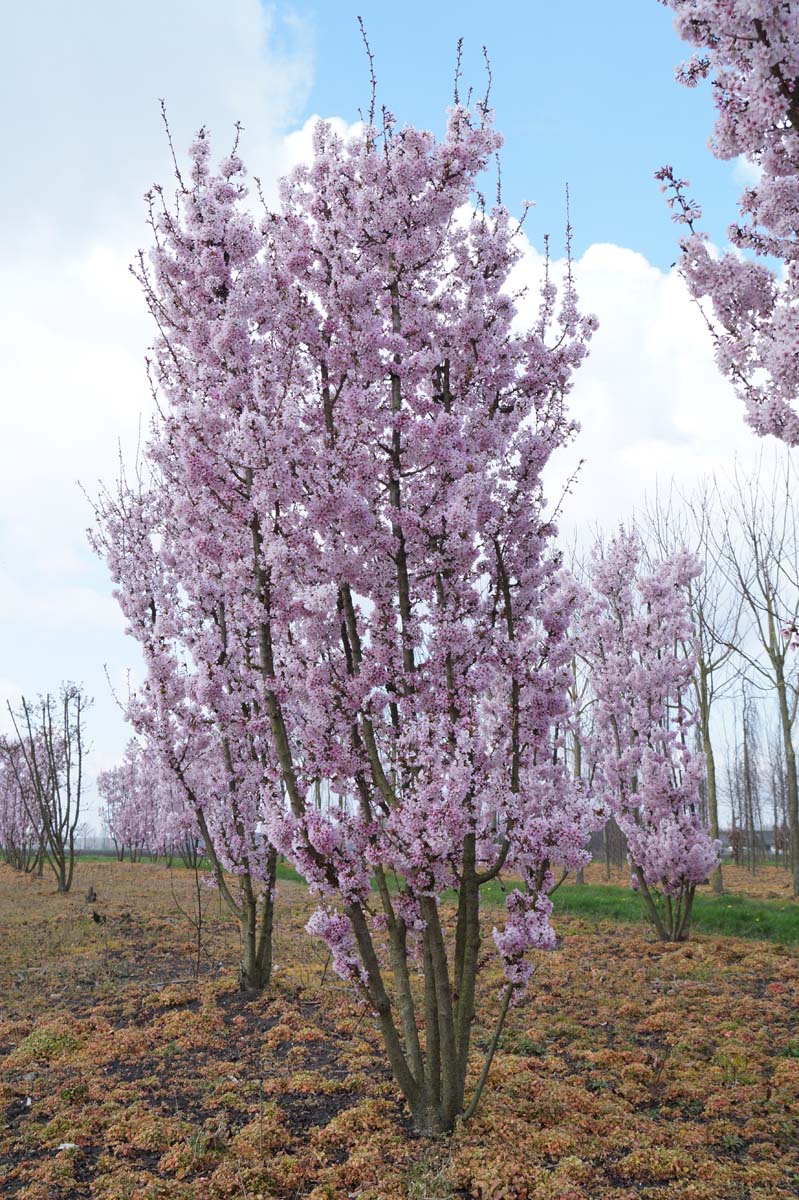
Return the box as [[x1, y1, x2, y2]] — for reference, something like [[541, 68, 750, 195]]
[[352, 892, 511, 1132], [195, 808, 278, 992], [239, 855, 277, 993], [250, 571, 523, 1130], [344, 845, 515, 1135], [1, 836, 41, 875], [53, 835, 75, 893], [607, 704, 702, 943], [634, 867, 696, 942], [247, 512, 512, 1124]]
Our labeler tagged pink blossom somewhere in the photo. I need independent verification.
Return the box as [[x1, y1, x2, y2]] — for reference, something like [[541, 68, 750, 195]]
[[659, 1, 799, 444]]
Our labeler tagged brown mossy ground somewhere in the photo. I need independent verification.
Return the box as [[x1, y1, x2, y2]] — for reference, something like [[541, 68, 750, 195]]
[[1, 860, 797, 1199]]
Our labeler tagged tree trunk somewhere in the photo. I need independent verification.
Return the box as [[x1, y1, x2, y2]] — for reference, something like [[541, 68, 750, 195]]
[[703, 726, 723, 894], [573, 733, 585, 886], [192, 810, 277, 996], [239, 850, 277, 992], [240, 908, 264, 990], [675, 885, 695, 941], [785, 737, 799, 898], [55, 848, 70, 893], [635, 868, 669, 941], [239, 894, 273, 991], [776, 672, 799, 898]]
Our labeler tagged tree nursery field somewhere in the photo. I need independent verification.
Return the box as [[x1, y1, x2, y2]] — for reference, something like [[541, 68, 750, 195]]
[[4, 5, 799, 1199], [1, 860, 798, 1200]]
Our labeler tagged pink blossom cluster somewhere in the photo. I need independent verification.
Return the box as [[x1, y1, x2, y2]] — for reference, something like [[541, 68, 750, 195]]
[[305, 906, 366, 985], [579, 531, 720, 897], [783, 620, 799, 650], [492, 887, 556, 991], [659, 1, 799, 444]]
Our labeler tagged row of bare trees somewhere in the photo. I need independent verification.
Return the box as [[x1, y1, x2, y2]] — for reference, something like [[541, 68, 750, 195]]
[[0, 684, 91, 893], [639, 451, 799, 896], [725, 693, 793, 873]]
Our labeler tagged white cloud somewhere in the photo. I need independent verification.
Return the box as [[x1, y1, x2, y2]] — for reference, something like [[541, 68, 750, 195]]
[[508, 238, 759, 540], [0, 571, 121, 634], [2, 0, 315, 255]]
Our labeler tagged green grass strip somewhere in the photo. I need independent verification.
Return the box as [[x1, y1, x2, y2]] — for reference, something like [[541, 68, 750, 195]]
[[70, 854, 799, 943], [548, 883, 799, 944]]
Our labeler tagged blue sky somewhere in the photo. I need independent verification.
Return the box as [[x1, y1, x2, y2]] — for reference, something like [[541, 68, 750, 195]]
[[0, 1, 767, 825], [290, 1, 734, 269]]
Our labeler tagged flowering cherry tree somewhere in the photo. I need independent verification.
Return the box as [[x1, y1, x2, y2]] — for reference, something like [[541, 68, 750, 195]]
[[98, 739, 199, 864], [579, 532, 719, 941], [98, 742, 153, 861], [657, 1, 799, 444], [95, 88, 598, 1131]]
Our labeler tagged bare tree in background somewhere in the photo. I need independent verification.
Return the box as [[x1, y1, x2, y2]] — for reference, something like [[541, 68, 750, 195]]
[[642, 479, 741, 893], [567, 653, 594, 885], [0, 737, 44, 875], [7, 683, 91, 893], [716, 453, 799, 896], [740, 689, 764, 875], [726, 690, 767, 874], [767, 725, 789, 869], [564, 543, 593, 883]]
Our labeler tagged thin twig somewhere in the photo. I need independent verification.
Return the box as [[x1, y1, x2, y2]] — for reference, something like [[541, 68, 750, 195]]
[[462, 981, 514, 1121], [357, 16, 377, 131]]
